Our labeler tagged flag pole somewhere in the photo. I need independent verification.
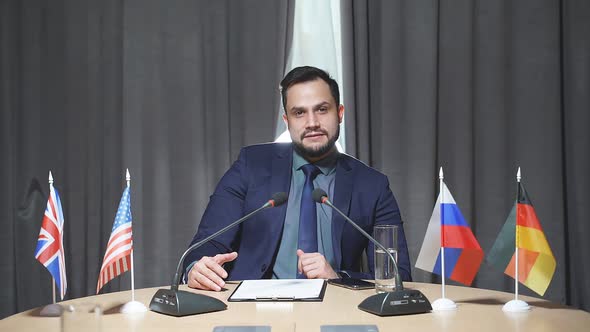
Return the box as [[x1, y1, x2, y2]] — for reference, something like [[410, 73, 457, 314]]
[[515, 168, 520, 302], [48, 172, 57, 305], [37, 171, 63, 317], [120, 169, 147, 313], [431, 167, 456, 311], [127, 169, 136, 302], [502, 167, 530, 312], [52, 280, 56, 304], [440, 168, 446, 299]]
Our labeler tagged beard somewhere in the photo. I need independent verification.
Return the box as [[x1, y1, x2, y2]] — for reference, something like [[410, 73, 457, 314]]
[[292, 125, 340, 160]]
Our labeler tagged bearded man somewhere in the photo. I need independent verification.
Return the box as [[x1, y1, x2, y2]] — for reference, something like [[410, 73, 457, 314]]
[[184, 66, 411, 291]]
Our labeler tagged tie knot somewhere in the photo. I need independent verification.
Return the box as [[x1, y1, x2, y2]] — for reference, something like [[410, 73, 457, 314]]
[[301, 164, 321, 179]]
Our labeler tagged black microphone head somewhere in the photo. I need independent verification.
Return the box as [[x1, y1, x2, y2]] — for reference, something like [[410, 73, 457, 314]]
[[270, 192, 288, 206], [312, 188, 328, 203]]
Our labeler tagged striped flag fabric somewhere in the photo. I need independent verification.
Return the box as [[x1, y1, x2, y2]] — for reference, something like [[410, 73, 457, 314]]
[[34, 184, 67, 299], [96, 187, 133, 294], [415, 181, 484, 286], [487, 182, 556, 296]]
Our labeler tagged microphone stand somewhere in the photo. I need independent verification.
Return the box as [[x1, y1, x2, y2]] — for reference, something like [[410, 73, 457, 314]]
[[150, 197, 284, 316], [318, 193, 432, 316]]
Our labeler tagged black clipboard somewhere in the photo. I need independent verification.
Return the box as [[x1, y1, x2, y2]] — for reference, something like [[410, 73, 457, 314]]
[[228, 279, 327, 302]]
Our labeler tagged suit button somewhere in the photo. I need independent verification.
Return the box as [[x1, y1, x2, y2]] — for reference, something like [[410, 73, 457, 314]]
[[261, 264, 267, 272]]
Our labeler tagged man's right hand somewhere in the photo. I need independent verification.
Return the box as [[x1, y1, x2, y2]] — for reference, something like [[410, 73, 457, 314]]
[[187, 252, 238, 291]]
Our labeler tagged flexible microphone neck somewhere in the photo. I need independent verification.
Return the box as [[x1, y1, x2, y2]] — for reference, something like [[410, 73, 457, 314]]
[[171, 192, 288, 291], [150, 192, 288, 317], [314, 190, 404, 291]]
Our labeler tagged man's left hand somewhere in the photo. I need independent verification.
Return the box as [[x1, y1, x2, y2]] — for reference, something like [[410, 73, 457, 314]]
[[296, 249, 339, 279]]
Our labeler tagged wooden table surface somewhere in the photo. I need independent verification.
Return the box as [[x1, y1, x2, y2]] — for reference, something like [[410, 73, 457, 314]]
[[2, 282, 589, 332]]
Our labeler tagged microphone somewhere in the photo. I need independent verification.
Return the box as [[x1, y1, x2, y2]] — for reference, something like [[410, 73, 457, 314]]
[[149, 192, 288, 316], [312, 188, 431, 316]]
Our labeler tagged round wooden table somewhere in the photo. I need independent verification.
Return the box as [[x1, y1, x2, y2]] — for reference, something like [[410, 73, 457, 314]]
[[2, 282, 589, 332]]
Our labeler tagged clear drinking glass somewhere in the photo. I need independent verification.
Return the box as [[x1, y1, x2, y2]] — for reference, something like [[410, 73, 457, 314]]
[[373, 224, 398, 293], [61, 302, 102, 332]]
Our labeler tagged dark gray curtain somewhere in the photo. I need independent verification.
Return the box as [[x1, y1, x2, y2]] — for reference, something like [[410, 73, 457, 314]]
[[2, 0, 588, 320], [342, 0, 589, 311], [0, 0, 288, 318]]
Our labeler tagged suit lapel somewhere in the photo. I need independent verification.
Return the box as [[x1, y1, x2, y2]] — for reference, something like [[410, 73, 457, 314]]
[[268, 145, 292, 239], [332, 155, 353, 268]]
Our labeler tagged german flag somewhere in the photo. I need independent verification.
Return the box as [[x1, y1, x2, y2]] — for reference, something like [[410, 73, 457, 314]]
[[488, 182, 556, 296]]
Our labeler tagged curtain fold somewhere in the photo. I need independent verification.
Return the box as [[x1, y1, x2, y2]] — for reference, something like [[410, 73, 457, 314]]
[[561, 0, 590, 311], [342, 0, 590, 310], [0, 0, 288, 318]]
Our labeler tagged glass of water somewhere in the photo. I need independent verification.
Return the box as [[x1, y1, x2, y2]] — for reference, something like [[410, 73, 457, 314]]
[[373, 224, 398, 293], [61, 302, 102, 332]]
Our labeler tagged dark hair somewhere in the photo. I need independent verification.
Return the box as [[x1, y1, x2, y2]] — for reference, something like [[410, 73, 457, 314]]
[[280, 66, 340, 112]]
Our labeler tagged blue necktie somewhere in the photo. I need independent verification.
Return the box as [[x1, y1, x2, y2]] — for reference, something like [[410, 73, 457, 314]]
[[297, 164, 321, 278]]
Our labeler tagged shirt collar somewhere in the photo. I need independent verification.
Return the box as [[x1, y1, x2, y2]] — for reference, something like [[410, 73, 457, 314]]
[[292, 147, 338, 176]]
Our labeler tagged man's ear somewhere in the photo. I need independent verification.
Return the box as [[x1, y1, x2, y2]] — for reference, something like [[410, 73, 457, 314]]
[[282, 113, 288, 127], [338, 104, 344, 123]]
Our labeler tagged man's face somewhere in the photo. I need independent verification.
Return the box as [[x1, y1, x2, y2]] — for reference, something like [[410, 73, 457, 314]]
[[282, 79, 344, 162]]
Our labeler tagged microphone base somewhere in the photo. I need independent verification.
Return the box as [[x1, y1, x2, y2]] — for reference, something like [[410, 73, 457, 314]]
[[149, 288, 227, 317], [358, 289, 432, 316]]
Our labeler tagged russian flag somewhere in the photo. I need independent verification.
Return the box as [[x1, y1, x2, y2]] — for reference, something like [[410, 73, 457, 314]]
[[415, 181, 484, 286]]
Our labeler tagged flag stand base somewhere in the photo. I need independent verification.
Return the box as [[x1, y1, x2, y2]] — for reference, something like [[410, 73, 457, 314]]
[[431, 297, 457, 311], [39, 303, 63, 317], [503, 299, 530, 312], [121, 300, 148, 313]]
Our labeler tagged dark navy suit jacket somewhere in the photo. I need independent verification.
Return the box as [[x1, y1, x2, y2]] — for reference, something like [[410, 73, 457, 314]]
[[184, 143, 411, 281]]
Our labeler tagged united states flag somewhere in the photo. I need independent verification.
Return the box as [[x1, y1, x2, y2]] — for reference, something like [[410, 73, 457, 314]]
[[34, 184, 67, 300], [96, 187, 133, 294]]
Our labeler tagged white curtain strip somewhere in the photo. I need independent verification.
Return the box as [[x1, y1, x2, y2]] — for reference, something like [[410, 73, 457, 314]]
[[275, 0, 345, 153]]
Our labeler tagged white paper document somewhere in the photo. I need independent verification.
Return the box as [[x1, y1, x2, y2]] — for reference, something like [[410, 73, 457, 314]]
[[228, 279, 326, 301]]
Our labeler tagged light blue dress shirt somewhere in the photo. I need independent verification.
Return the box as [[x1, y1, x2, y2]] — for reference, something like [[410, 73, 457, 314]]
[[272, 149, 338, 278]]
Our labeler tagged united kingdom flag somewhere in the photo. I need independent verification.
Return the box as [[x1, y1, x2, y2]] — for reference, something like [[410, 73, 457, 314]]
[[34, 181, 67, 300]]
